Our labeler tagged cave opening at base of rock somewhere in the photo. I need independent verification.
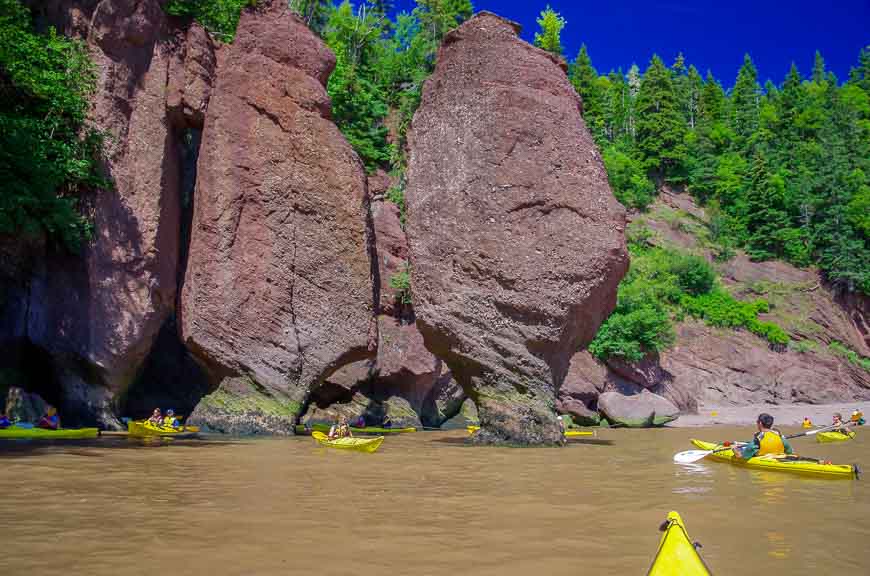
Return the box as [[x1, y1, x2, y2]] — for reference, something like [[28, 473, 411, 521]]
[[0, 340, 64, 418]]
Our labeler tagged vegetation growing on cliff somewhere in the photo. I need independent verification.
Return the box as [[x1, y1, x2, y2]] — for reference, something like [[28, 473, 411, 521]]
[[0, 0, 105, 251], [589, 222, 788, 362]]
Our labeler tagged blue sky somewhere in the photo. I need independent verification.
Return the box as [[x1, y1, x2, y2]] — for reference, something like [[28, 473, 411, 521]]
[[393, 0, 870, 88]]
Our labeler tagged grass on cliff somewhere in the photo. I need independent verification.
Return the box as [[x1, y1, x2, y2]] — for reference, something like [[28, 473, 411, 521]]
[[589, 222, 789, 362], [829, 341, 870, 373]]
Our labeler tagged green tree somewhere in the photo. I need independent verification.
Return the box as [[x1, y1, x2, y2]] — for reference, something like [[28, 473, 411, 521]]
[[533, 5, 566, 56], [569, 44, 604, 140], [0, 0, 106, 251], [635, 55, 687, 176], [730, 54, 761, 147], [164, 0, 258, 41]]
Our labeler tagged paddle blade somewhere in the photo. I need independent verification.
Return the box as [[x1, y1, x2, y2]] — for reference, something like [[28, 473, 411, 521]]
[[673, 450, 712, 464]]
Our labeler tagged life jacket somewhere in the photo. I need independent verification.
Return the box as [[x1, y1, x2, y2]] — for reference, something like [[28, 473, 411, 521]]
[[756, 429, 786, 456], [802, 419, 812, 428], [163, 416, 179, 428], [336, 423, 349, 438]]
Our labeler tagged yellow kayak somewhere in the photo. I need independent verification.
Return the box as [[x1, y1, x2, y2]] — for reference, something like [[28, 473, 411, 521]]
[[0, 426, 99, 440], [127, 420, 199, 438], [296, 424, 415, 435], [691, 439, 858, 478], [312, 431, 384, 453], [648, 511, 711, 576], [816, 431, 856, 443], [466, 425, 593, 437]]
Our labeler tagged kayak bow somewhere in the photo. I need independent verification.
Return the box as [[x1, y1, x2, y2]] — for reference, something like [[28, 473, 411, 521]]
[[127, 420, 199, 438], [648, 511, 711, 576], [816, 431, 856, 443]]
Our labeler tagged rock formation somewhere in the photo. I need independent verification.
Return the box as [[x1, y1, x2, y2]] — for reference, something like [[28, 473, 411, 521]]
[[405, 12, 629, 444], [179, 1, 374, 433], [7, 0, 217, 427], [597, 390, 679, 427]]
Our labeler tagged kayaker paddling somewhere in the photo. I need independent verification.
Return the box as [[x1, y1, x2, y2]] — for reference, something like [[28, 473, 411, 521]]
[[328, 416, 352, 440], [851, 409, 865, 426], [802, 417, 813, 429], [148, 408, 163, 426], [731, 413, 793, 460], [37, 406, 59, 430], [163, 409, 180, 428], [0, 413, 10, 429], [832, 413, 853, 435]]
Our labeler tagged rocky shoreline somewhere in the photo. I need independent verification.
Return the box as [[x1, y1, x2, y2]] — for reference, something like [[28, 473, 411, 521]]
[[670, 401, 870, 427]]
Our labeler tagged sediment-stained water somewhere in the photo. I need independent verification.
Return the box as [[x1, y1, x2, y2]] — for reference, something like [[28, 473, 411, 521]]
[[2, 427, 868, 575]]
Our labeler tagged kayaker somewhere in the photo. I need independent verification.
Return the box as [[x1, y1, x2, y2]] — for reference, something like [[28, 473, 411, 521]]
[[148, 408, 163, 425], [37, 406, 59, 430], [328, 416, 352, 440], [851, 409, 865, 426], [802, 417, 813, 429], [557, 415, 566, 435], [163, 409, 180, 428], [0, 413, 10, 429], [833, 413, 853, 435], [731, 413, 792, 460]]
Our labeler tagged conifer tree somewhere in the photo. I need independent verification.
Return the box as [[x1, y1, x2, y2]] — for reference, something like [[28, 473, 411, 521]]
[[534, 5, 566, 56], [730, 54, 761, 147], [570, 44, 604, 139], [635, 55, 687, 176]]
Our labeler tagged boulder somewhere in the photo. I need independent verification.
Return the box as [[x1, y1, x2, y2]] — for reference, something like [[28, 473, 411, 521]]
[[404, 13, 628, 444], [557, 351, 606, 425], [181, 0, 374, 427], [188, 376, 298, 435], [421, 372, 466, 427], [597, 389, 679, 428], [442, 397, 480, 430]]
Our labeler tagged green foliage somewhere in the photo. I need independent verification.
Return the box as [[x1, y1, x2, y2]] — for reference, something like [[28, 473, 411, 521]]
[[533, 5, 565, 56], [828, 341, 870, 372], [590, 231, 789, 360], [601, 146, 655, 210], [164, 0, 258, 41], [0, 0, 106, 251], [389, 266, 412, 305], [385, 183, 406, 226], [635, 55, 688, 177]]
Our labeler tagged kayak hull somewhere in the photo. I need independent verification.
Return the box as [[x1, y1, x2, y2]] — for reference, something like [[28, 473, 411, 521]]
[[296, 424, 415, 435], [128, 420, 199, 438], [467, 425, 593, 437], [0, 426, 99, 440], [312, 431, 384, 453], [816, 431, 855, 443], [648, 511, 711, 576], [690, 439, 857, 478]]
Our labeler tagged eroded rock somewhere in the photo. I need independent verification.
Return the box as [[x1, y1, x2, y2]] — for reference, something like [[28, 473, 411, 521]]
[[597, 389, 678, 427], [405, 12, 628, 444], [181, 1, 373, 425]]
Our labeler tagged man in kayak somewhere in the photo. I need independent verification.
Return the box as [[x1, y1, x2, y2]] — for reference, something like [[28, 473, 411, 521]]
[[148, 408, 163, 425], [163, 409, 180, 428], [732, 413, 793, 460], [0, 413, 10, 428], [802, 417, 813, 428], [328, 415, 352, 440], [37, 406, 59, 430], [851, 409, 865, 426]]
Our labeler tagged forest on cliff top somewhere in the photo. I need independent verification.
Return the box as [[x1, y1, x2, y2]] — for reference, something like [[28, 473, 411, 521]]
[[1, 0, 868, 368]]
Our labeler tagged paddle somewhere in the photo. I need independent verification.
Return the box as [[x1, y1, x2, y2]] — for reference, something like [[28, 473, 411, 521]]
[[673, 421, 845, 464]]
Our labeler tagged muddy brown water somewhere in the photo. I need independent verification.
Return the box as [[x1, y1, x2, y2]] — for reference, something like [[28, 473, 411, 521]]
[[2, 427, 868, 575]]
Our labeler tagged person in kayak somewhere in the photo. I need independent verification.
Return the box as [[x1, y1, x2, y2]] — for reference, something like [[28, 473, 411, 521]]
[[832, 413, 853, 435], [851, 409, 865, 425], [731, 413, 793, 460], [328, 416, 352, 440], [148, 408, 163, 425], [802, 417, 813, 428], [37, 406, 59, 430], [0, 413, 10, 429], [163, 409, 180, 428]]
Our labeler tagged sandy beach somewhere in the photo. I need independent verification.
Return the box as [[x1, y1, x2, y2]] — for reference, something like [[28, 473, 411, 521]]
[[670, 401, 870, 427]]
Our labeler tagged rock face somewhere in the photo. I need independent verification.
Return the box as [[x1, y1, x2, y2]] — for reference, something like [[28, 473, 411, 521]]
[[597, 390, 679, 427], [405, 12, 628, 444], [180, 1, 373, 433], [4, 387, 48, 424], [11, 0, 218, 427]]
